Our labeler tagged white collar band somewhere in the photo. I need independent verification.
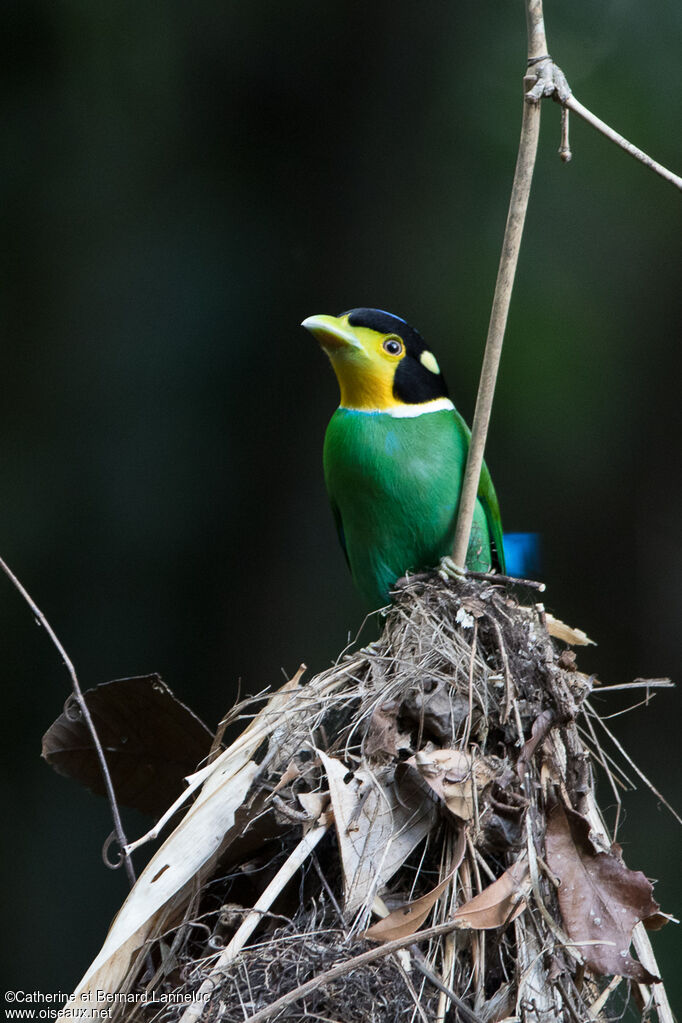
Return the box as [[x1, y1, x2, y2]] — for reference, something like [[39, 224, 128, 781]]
[[339, 397, 454, 418]]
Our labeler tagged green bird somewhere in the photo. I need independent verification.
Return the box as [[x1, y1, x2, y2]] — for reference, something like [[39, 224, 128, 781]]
[[302, 308, 505, 608]]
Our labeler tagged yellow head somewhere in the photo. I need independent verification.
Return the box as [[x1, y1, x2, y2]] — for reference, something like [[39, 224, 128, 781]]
[[302, 308, 450, 412]]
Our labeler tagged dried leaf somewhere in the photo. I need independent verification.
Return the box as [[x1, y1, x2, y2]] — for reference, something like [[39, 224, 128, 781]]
[[400, 749, 499, 822], [411, 749, 473, 820], [42, 675, 213, 817], [480, 778, 527, 852], [364, 834, 465, 943], [319, 751, 436, 914], [545, 614, 595, 647], [545, 801, 661, 983], [460, 596, 487, 619], [272, 760, 301, 793], [363, 700, 411, 759], [401, 682, 470, 743], [516, 709, 554, 782], [297, 790, 329, 819], [643, 911, 675, 931], [453, 856, 530, 930]]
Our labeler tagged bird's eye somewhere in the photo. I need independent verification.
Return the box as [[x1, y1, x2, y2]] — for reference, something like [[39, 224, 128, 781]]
[[382, 337, 403, 356]]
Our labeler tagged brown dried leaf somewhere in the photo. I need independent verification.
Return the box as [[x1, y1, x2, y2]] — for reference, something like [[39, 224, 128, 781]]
[[41, 675, 213, 817], [643, 911, 675, 931], [516, 709, 554, 782], [460, 597, 487, 619], [415, 749, 473, 819], [400, 749, 499, 822], [480, 778, 528, 852], [364, 831, 465, 943], [453, 856, 530, 930], [557, 650, 577, 671], [545, 801, 661, 984], [363, 700, 411, 759]]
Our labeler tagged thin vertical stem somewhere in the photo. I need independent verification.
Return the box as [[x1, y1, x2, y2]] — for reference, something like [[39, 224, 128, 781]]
[[451, 3, 546, 570]]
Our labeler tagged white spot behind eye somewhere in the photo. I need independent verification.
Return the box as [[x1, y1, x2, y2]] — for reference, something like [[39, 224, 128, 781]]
[[420, 350, 440, 374]]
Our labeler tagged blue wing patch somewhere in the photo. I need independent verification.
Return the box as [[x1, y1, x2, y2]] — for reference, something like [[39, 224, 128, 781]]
[[503, 532, 542, 578]]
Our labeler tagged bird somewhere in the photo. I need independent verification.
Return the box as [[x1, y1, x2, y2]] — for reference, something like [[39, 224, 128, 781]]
[[302, 307, 506, 607]]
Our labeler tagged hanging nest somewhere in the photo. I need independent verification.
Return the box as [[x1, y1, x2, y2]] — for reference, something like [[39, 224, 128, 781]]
[[62, 574, 674, 1023]]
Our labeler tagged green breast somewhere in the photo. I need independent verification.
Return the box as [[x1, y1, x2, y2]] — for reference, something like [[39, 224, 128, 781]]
[[323, 407, 501, 606]]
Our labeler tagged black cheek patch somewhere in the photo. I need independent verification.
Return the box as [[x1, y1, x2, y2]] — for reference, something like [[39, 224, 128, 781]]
[[343, 307, 450, 405], [393, 356, 450, 404]]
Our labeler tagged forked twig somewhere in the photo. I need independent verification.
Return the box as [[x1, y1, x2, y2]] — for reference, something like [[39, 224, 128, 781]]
[[0, 555, 137, 888], [452, 0, 682, 568], [410, 945, 482, 1023]]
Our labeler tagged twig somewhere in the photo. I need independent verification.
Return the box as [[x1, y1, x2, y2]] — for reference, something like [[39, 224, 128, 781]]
[[522, 51, 682, 192], [491, 618, 514, 725], [465, 569, 546, 592], [598, 694, 659, 720], [311, 853, 345, 925], [0, 555, 137, 889], [558, 104, 571, 162], [395, 956, 430, 1023], [566, 95, 682, 192], [461, 618, 478, 748], [465, 833, 486, 1006], [595, 678, 673, 693], [577, 718, 635, 790], [451, 2, 546, 571]]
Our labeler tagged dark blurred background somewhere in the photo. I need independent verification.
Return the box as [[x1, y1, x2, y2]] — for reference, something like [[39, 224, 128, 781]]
[[1, 0, 680, 1006]]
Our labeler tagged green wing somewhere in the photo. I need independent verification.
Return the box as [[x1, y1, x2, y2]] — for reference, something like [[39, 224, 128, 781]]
[[478, 459, 506, 573], [452, 408, 505, 573]]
